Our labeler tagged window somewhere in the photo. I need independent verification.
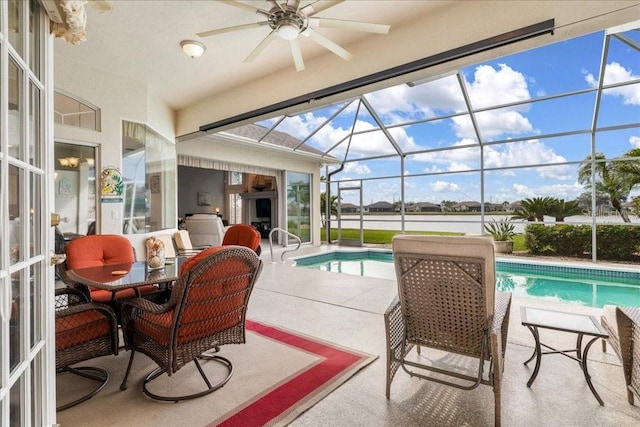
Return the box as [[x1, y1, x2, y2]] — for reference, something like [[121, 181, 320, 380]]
[[122, 121, 177, 233]]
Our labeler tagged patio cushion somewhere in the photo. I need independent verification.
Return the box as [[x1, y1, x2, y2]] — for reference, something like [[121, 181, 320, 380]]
[[56, 309, 111, 350]]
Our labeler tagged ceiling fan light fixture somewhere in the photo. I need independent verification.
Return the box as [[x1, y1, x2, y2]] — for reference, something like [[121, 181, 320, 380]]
[[181, 40, 206, 58], [277, 22, 300, 40]]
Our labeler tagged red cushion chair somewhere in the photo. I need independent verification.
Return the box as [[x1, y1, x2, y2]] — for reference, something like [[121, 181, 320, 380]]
[[120, 246, 263, 401], [55, 287, 118, 411], [222, 224, 262, 255], [58, 234, 158, 303]]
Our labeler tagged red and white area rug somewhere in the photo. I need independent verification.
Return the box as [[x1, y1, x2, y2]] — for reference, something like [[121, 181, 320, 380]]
[[211, 320, 378, 426], [57, 320, 377, 427]]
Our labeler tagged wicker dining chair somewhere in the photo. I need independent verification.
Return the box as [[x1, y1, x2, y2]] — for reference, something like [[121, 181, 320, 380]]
[[385, 234, 512, 427], [222, 223, 262, 255], [119, 245, 263, 401], [58, 234, 161, 305], [55, 287, 119, 411]]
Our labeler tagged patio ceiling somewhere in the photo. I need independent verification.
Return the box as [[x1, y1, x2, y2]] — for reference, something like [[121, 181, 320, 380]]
[[53, 1, 639, 140]]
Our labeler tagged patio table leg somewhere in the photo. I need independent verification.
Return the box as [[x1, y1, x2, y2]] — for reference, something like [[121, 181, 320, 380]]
[[581, 335, 605, 406], [524, 325, 542, 387]]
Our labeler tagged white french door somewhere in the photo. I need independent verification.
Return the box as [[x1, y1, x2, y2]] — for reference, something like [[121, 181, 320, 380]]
[[1, 1, 55, 426]]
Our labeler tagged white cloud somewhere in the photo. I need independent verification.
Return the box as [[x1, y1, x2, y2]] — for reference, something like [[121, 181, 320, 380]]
[[630, 135, 640, 148], [430, 181, 461, 193], [465, 64, 531, 109], [510, 181, 584, 200], [484, 140, 573, 180], [585, 62, 640, 105], [343, 162, 371, 175]]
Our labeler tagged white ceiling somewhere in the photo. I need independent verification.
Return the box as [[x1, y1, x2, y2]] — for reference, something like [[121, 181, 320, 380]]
[[53, 1, 639, 136], [54, 1, 447, 111]]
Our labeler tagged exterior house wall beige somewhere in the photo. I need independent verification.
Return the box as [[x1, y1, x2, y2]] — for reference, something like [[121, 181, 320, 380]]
[[53, 55, 176, 234], [177, 137, 326, 246]]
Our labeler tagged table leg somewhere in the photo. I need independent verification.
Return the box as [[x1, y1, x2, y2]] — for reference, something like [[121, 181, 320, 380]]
[[525, 325, 542, 387], [581, 336, 605, 405]]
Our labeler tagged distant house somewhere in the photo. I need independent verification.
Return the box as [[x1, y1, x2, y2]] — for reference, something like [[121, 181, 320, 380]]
[[508, 201, 522, 213], [415, 202, 441, 212], [484, 203, 505, 212], [451, 201, 481, 212], [366, 201, 395, 212], [340, 202, 360, 213]]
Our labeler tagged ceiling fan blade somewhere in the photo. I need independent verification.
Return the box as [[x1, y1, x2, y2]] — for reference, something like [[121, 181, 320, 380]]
[[245, 31, 278, 63], [305, 29, 353, 61], [310, 18, 390, 34], [219, 0, 270, 17], [266, 0, 285, 12], [301, 1, 344, 17], [287, 0, 301, 11], [197, 22, 267, 38], [290, 39, 305, 71]]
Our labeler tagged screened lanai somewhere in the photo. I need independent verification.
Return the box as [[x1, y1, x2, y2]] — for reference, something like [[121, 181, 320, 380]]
[[218, 20, 640, 260]]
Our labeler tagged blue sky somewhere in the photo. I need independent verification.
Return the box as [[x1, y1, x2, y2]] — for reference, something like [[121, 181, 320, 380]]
[[258, 24, 640, 206]]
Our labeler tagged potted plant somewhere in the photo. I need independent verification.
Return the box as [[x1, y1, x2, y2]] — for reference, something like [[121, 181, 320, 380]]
[[484, 218, 516, 253]]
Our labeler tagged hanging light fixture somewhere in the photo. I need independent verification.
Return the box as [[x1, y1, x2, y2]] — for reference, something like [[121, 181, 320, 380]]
[[58, 157, 80, 167], [180, 40, 206, 58]]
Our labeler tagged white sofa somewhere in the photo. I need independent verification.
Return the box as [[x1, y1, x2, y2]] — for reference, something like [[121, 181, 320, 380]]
[[185, 214, 226, 247]]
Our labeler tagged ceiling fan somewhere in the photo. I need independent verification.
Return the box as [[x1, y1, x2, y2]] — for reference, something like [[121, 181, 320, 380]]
[[197, 0, 390, 71]]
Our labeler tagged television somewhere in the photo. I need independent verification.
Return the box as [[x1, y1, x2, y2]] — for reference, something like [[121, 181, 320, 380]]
[[256, 198, 271, 218]]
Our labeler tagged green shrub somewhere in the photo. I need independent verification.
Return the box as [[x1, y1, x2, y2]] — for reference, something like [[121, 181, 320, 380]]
[[524, 223, 640, 260]]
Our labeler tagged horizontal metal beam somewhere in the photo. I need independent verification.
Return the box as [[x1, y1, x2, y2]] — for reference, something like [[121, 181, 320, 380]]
[[197, 19, 555, 134]]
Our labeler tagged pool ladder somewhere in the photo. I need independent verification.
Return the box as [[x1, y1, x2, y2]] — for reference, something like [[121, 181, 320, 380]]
[[268, 228, 302, 264]]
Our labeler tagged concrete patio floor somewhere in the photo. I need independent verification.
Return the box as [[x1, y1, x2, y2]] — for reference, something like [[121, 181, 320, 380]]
[[251, 243, 640, 426]]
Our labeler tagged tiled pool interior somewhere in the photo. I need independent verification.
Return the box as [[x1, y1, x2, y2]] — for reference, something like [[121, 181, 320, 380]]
[[293, 250, 640, 308]]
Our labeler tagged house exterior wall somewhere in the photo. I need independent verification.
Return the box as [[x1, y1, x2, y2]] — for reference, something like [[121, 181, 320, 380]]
[[53, 56, 176, 234], [177, 137, 326, 246]]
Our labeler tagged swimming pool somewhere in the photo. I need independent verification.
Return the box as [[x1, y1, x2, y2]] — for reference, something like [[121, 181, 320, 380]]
[[293, 250, 640, 308]]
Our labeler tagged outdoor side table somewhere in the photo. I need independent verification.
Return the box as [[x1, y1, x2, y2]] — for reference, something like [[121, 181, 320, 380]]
[[520, 306, 609, 405]]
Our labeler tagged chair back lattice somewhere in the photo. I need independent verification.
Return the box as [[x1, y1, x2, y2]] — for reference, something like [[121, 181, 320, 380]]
[[395, 254, 487, 358], [168, 246, 262, 370], [392, 234, 496, 359]]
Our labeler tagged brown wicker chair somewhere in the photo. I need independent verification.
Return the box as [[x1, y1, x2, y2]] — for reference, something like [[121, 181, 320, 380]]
[[601, 306, 640, 405], [55, 287, 119, 411], [385, 235, 512, 427], [119, 245, 263, 401]]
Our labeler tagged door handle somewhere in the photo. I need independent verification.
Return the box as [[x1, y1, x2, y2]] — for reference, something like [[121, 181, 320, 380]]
[[50, 251, 66, 266]]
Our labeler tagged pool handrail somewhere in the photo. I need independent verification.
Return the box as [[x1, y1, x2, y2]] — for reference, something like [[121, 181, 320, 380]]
[[268, 228, 302, 264]]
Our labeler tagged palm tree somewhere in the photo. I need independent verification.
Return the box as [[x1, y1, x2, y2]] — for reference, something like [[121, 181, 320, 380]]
[[320, 192, 338, 228], [615, 148, 640, 188], [578, 153, 631, 222], [512, 197, 555, 222], [548, 199, 583, 222]]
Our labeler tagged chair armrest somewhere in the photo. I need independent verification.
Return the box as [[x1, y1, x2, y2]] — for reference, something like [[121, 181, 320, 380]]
[[616, 306, 640, 399], [491, 291, 512, 360], [121, 297, 174, 316], [384, 296, 407, 352], [55, 286, 90, 310]]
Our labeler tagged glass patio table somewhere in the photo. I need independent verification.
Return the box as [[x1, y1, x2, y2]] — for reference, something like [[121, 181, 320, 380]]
[[520, 306, 609, 405], [66, 257, 186, 291]]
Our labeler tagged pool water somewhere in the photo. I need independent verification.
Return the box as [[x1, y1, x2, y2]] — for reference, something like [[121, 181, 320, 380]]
[[294, 251, 640, 308]]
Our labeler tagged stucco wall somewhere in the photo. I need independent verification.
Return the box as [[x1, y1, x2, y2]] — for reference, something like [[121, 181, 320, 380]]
[[53, 56, 176, 234]]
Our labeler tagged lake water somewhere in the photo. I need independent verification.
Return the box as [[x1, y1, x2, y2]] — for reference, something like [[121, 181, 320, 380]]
[[331, 214, 631, 234]]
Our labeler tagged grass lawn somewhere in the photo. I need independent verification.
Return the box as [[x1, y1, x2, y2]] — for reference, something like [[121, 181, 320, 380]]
[[321, 228, 527, 249]]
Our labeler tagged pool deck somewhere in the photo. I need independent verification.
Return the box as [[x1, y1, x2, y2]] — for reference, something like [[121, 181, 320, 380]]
[[253, 243, 640, 426]]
